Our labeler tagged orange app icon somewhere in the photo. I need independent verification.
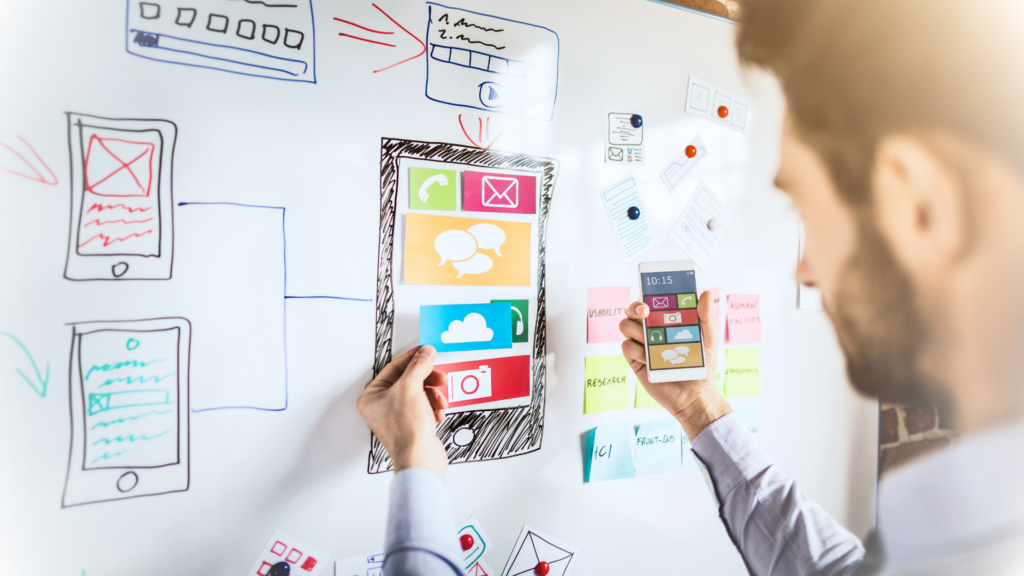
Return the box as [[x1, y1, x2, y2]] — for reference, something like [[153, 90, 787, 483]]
[[404, 213, 531, 286]]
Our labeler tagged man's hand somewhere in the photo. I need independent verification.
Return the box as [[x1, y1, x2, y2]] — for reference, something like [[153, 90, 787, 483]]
[[619, 291, 732, 440], [357, 345, 450, 480]]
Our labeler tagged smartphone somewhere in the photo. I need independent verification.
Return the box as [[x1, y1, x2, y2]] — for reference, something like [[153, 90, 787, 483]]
[[638, 260, 707, 383]]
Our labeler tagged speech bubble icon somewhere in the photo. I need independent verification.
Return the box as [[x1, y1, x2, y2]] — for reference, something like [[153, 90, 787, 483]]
[[467, 223, 506, 257], [435, 229, 477, 266], [452, 253, 493, 279], [661, 349, 679, 362]]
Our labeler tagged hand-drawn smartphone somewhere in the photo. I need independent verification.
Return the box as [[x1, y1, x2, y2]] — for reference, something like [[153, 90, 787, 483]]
[[65, 113, 177, 281], [63, 318, 190, 507]]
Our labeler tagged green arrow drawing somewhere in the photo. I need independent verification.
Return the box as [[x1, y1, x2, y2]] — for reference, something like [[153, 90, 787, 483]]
[[1, 332, 49, 397]]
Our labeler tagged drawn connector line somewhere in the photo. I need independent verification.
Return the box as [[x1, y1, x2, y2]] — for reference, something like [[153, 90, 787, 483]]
[[0, 331, 49, 397], [458, 114, 504, 150], [371, 3, 425, 73], [0, 136, 58, 185]]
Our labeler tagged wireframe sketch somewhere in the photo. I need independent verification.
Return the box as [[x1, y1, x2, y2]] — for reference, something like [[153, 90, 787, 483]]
[[125, 0, 316, 83], [65, 113, 177, 281], [63, 318, 190, 507], [370, 138, 559, 473]]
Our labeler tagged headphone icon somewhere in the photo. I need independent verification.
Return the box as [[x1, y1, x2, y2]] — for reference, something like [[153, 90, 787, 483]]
[[650, 330, 664, 343], [512, 306, 524, 336]]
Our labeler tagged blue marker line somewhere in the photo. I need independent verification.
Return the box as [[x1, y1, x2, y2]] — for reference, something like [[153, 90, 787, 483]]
[[0, 332, 49, 398], [129, 30, 309, 73], [285, 295, 372, 302]]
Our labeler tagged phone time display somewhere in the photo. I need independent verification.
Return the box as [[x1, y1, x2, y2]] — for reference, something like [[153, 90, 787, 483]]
[[641, 270, 696, 296]]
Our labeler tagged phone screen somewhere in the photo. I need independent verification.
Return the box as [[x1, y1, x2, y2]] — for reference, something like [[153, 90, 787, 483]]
[[640, 270, 705, 371]]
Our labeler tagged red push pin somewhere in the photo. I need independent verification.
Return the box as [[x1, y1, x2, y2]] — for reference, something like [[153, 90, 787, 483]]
[[717, 105, 730, 119], [685, 145, 697, 158], [534, 561, 550, 576], [460, 534, 475, 551]]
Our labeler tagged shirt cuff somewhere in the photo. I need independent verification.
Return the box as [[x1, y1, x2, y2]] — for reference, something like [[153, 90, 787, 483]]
[[690, 413, 774, 507], [385, 468, 463, 569]]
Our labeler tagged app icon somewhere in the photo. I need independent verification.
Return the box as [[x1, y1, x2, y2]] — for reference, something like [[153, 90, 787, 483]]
[[646, 327, 666, 344], [409, 167, 457, 211], [435, 355, 531, 408], [644, 295, 674, 310], [648, 342, 705, 369], [463, 171, 537, 215], [448, 365, 492, 402], [492, 299, 529, 343], [647, 309, 699, 327], [666, 326, 700, 343], [405, 213, 531, 286], [677, 293, 697, 309], [663, 312, 682, 324], [419, 303, 512, 353]]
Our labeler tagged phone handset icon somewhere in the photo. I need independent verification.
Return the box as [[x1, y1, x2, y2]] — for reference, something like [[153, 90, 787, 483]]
[[512, 306, 524, 336], [418, 174, 449, 202]]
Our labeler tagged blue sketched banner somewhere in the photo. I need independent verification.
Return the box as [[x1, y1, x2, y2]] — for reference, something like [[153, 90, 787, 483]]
[[420, 303, 512, 353]]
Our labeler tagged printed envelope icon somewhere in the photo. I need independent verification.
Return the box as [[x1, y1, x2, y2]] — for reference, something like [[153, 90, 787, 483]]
[[482, 176, 518, 208], [653, 296, 669, 308], [85, 134, 155, 197]]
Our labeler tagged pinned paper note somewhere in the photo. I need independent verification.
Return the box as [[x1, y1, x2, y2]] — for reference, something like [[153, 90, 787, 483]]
[[724, 348, 760, 397], [635, 419, 682, 475], [583, 423, 636, 482], [670, 181, 732, 269], [584, 355, 630, 413], [458, 516, 495, 574], [599, 176, 657, 260], [492, 299, 529, 343], [726, 294, 761, 343], [405, 213, 531, 286], [587, 286, 630, 343], [335, 553, 384, 576], [420, 303, 512, 353], [605, 111, 645, 165], [635, 381, 660, 409], [500, 526, 577, 576], [685, 76, 750, 134], [248, 531, 330, 576], [660, 135, 707, 191]]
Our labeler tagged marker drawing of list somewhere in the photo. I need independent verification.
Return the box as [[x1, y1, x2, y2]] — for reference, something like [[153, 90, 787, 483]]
[[670, 180, 732, 269], [599, 176, 657, 260]]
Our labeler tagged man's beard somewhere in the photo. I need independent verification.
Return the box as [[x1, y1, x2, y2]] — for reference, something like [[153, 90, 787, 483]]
[[829, 217, 947, 407]]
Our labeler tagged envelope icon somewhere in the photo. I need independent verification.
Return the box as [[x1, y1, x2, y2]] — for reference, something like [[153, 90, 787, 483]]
[[652, 296, 670, 308], [85, 134, 156, 197], [482, 176, 518, 208], [607, 147, 623, 161], [505, 532, 574, 576]]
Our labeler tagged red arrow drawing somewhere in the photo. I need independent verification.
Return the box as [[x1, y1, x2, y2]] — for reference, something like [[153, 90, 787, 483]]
[[0, 136, 57, 186], [458, 114, 505, 150], [335, 4, 426, 73]]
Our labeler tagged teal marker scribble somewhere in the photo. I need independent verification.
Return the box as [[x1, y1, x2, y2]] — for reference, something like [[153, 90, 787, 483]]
[[97, 372, 176, 388], [90, 409, 173, 429], [91, 450, 127, 464], [87, 389, 171, 415], [0, 332, 49, 397], [84, 358, 164, 380], [126, 338, 140, 350], [91, 429, 172, 445]]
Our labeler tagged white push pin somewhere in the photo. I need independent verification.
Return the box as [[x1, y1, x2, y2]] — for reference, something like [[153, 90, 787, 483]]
[[707, 218, 721, 232]]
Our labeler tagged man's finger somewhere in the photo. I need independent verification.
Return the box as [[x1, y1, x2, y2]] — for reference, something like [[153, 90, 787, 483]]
[[396, 345, 437, 391], [622, 339, 648, 364], [619, 316, 646, 342], [425, 387, 448, 413], [698, 291, 718, 352], [424, 369, 447, 389], [625, 301, 650, 321], [374, 347, 419, 386]]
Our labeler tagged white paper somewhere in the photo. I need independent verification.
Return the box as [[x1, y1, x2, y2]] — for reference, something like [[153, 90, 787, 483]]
[[604, 111, 645, 164], [246, 531, 330, 576], [670, 181, 732, 269], [660, 135, 707, 191], [500, 525, 577, 576], [459, 515, 495, 575], [684, 76, 750, 135], [599, 176, 657, 260], [334, 552, 384, 576]]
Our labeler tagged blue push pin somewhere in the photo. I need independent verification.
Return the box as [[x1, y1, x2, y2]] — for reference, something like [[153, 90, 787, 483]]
[[630, 114, 643, 129], [627, 206, 640, 220], [269, 562, 290, 576]]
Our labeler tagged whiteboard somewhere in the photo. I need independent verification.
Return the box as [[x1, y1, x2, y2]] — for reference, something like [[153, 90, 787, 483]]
[[0, 0, 878, 574]]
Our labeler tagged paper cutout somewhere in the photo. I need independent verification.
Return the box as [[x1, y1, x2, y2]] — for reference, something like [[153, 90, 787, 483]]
[[724, 348, 760, 397], [584, 355, 630, 413], [405, 213, 531, 286], [726, 294, 761, 343], [599, 176, 657, 260], [605, 111, 645, 165], [463, 171, 537, 215], [247, 531, 330, 576], [335, 552, 384, 576], [410, 167, 457, 211], [500, 526, 577, 576], [435, 355, 531, 408], [587, 287, 630, 343], [492, 299, 529, 343], [684, 76, 750, 134], [635, 381, 660, 409], [635, 419, 682, 475], [670, 180, 732, 269], [458, 516, 495, 573], [660, 135, 707, 191], [582, 423, 637, 482], [420, 303, 512, 353]]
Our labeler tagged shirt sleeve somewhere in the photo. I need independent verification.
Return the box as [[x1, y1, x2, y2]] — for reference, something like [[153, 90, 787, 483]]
[[690, 414, 866, 576], [384, 467, 465, 576]]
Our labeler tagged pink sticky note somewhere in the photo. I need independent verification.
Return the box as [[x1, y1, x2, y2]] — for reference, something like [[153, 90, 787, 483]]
[[698, 287, 721, 316], [726, 294, 761, 343], [463, 171, 537, 215], [587, 287, 631, 343]]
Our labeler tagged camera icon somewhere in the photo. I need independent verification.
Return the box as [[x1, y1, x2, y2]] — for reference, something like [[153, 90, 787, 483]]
[[448, 365, 493, 402], [663, 312, 683, 324]]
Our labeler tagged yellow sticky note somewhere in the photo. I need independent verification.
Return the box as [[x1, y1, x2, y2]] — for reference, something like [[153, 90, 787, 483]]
[[725, 348, 760, 397], [635, 381, 661, 409], [585, 355, 630, 413], [404, 213, 531, 286]]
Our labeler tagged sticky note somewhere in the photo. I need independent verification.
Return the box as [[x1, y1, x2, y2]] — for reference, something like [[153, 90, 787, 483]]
[[635, 419, 682, 475], [724, 348, 760, 397], [583, 423, 636, 482], [248, 531, 330, 576], [584, 355, 630, 413], [660, 135, 706, 191], [436, 355, 531, 408], [420, 303, 512, 353], [492, 299, 529, 343], [458, 516, 494, 573], [405, 213, 531, 286], [463, 171, 537, 215], [670, 181, 732, 269], [409, 167, 457, 211], [733, 406, 759, 437], [726, 294, 761, 343], [635, 381, 660, 409], [599, 176, 657, 260], [587, 286, 630, 343]]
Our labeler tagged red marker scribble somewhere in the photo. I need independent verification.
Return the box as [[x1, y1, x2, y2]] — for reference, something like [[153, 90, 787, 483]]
[[458, 114, 504, 150], [338, 33, 396, 47], [84, 135, 154, 197], [82, 218, 155, 227], [87, 203, 153, 214], [333, 17, 393, 35], [371, 3, 425, 73], [78, 230, 154, 248], [0, 136, 57, 186]]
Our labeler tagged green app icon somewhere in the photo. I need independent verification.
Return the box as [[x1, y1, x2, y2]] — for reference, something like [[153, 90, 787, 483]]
[[677, 293, 698, 309], [409, 167, 457, 211], [492, 299, 529, 343], [647, 327, 666, 344]]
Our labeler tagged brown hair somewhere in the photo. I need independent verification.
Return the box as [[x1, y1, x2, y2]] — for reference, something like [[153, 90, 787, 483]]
[[736, 0, 1024, 206]]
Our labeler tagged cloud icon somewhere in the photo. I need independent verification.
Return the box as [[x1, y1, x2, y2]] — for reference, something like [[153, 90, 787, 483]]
[[441, 312, 494, 344], [660, 345, 691, 365], [675, 329, 694, 339]]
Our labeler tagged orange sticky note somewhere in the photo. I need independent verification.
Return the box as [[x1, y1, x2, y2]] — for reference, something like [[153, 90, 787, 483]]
[[404, 213, 531, 286]]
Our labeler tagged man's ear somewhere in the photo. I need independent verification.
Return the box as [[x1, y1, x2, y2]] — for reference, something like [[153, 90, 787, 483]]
[[872, 135, 967, 274]]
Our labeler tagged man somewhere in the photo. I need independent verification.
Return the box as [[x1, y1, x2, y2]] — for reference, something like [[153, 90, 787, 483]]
[[357, 0, 1024, 573]]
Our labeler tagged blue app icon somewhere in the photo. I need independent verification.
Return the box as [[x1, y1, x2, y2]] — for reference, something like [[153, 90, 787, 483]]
[[420, 303, 512, 353], [666, 325, 701, 343]]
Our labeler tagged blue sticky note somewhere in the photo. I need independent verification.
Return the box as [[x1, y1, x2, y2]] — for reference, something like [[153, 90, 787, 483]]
[[420, 303, 512, 353], [583, 423, 636, 482], [635, 419, 682, 475]]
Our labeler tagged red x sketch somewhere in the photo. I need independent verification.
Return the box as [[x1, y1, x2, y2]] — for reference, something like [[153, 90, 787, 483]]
[[84, 134, 155, 197]]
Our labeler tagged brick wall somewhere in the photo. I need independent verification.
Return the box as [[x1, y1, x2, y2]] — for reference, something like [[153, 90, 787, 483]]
[[879, 404, 956, 474]]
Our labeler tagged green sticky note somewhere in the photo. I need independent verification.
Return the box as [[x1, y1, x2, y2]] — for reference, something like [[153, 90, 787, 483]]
[[409, 167, 457, 211], [725, 348, 760, 397], [584, 355, 630, 413], [635, 381, 661, 409], [492, 299, 529, 343]]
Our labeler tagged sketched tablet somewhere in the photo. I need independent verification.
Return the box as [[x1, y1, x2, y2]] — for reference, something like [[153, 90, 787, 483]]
[[65, 113, 176, 281], [63, 318, 190, 507]]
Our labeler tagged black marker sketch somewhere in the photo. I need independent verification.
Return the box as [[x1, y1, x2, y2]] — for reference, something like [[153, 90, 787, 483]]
[[207, 13, 229, 33], [369, 138, 559, 473], [64, 113, 177, 281], [237, 18, 256, 39], [140, 2, 161, 19], [262, 24, 280, 44], [175, 7, 196, 27], [62, 318, 191, 508]]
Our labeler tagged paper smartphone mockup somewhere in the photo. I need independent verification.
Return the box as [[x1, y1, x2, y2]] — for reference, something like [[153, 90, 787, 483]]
[[638, 260, 707, 383], [62, 318, 190, 507]]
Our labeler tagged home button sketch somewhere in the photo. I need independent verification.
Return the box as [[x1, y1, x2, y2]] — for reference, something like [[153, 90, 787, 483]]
[[112, 262, 129, 278], [479, 82, 510, 108], [116, 471, 139, 493], [453, 427, 475, 447]]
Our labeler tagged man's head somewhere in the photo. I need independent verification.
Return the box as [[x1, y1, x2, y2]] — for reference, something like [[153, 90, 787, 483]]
[[738, 0, 1024, 429]]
